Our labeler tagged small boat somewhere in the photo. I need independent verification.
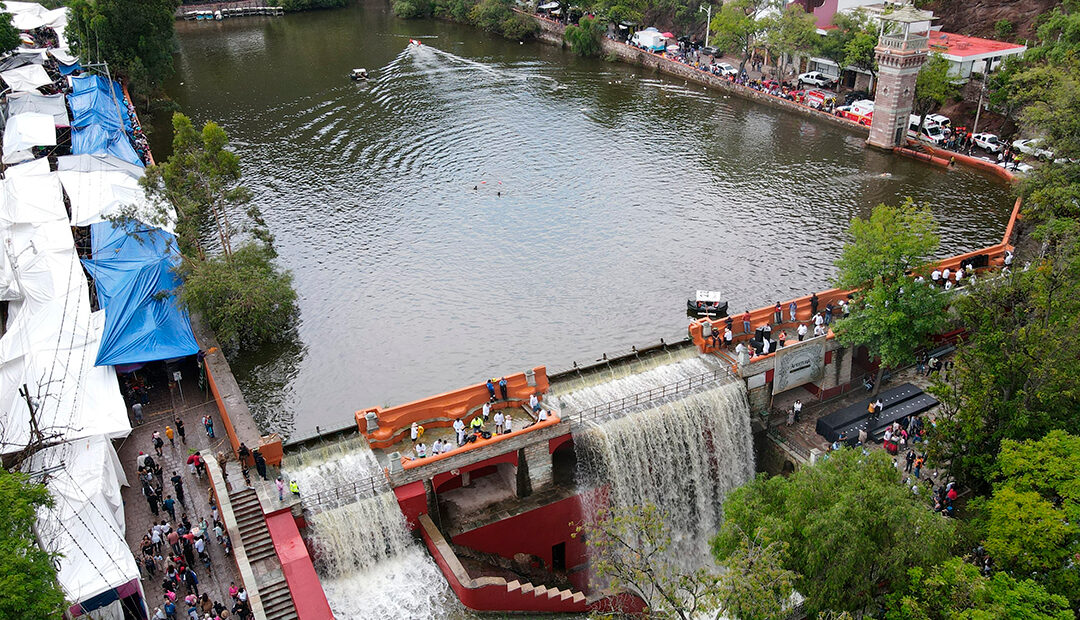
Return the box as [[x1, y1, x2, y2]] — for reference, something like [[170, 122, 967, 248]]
[[687, 290, 728, 318], [350, 68, 369, 80], [213, 10, 222, 20], [409, 39, 423, 46]]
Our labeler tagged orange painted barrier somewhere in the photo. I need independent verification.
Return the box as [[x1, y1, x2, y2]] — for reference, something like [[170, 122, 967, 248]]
[[357, 368, 550, 449], [915, 142, 1018, 184], [399, 414, 562, 470], [894, 146, 951, 168]]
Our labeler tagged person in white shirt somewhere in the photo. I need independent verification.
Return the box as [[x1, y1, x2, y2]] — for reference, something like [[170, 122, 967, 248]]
[[504, 414, 512, 433], [945, 279, 954, 290], [493, 410, 505, 434], [415, 443, 426, 458], [814, 324, 825, 337], [410, 422, 419, 442], [797, 323, 807, 341], [723, 327, 733, 347], [761, 338, 771, 354], [529, 393, 540, 413], [792, 400, 802, 421], [813, 312, 824, 327], [482, 400, 491, 421], [537, 409, 548, 422], [942, 267, 951, 282], [955, 269, 964, 285], [453, 418, 465, 446], [931, 269, 942, 285]]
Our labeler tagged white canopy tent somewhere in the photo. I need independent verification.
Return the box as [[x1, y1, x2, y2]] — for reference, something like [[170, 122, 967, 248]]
[[0, 62, 53, 91], [58, 168, 176, 233], [0, 166, 66, 224], [2, 112, 56, 164], [22, 435, 141, 613], [6, 91, 70, 127]]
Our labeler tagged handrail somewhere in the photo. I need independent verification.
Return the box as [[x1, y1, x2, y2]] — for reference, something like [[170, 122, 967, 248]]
[[304, 471, 389, 512], [569, 367, 736, 425]]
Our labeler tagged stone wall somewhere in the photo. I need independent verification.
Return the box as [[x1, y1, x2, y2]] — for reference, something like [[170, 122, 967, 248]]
[[526, 13, 871, 137]]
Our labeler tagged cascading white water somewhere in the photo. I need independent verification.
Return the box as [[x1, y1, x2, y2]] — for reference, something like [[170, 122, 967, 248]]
[[284, 441, 463, 619], [574, 380, 755, 565], [553, 355, 727, 413]]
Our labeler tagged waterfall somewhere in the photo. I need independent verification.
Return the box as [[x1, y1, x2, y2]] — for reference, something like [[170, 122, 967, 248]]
[[574, 380, 755, 566], [284, 442, 462, 619], [553, 355, 728, 413]]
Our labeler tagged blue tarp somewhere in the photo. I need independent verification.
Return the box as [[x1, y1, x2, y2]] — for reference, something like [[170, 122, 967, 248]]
[[83, 221, 199, 366], [67, 87, 132, 132], [58, 61, 83, 76], [71, 124, 143, 167]]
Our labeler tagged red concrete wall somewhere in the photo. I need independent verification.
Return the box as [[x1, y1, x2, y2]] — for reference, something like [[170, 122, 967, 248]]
[[265, 510, 335, 620], [451, 493, 589, 574], [432, 451, 519, 493], [393, 481, 427, 531]]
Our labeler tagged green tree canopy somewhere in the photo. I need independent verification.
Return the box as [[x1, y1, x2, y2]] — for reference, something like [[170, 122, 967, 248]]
[[814, 9, 876, 81], [0, 470, 65, 619], [710, 0, 769, 73], [67, 0, 181, 100], [761, 1, 817, 80], [913, 53, 960, 125], [886, 557, 1072, 620], [564, 15, 605, 56], [927, 236, 1080, 491], [0, 4, 21, 54], [831, 200, 946, 389], [979, 431, 1080, 609], [713, 449, 954, 617]]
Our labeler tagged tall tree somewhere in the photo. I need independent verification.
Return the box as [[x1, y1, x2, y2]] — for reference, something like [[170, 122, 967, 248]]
[[886, 557, 1072, 620], [913, 54, 960, 133], [67, 0, 181, 102], [710, 0, 769, 74], [815, 9, 876, 86], [0, 470, 66, 620], [831, 200, 945, 394], [564, 15, 605, 56], [980, 431, 1080, 609], [927, 233, 1080, 491], [761, 1, 818, 81], [0, 3, 21, 54], [713, 449, 954, 617]]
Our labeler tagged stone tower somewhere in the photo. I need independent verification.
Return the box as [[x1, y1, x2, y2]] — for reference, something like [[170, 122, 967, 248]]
[[867, 5, 934, 149]]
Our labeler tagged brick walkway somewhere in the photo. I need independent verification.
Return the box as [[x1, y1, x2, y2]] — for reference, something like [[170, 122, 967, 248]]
[[116, 372, 243, 616]]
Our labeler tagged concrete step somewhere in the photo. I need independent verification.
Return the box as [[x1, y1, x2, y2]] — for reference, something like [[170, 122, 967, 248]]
[[506, 580, 522, 593], [571, 591, 586, 604], [518, 581, 534, 594], [532, 584, 548, 597]]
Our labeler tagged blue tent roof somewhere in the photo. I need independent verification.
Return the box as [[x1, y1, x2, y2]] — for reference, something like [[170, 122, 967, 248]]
[[67, 87, 132, 132], [71, 124, 143, 167], [58, 60, 83, 76], [83, 221, 199, 366]]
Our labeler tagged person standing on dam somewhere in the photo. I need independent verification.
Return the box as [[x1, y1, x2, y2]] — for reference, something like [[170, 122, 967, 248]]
[[498, 377, 508, 400], [742, 310, 751, 334], [789, 300, 798, 322], [486, 379, 496, 399], [454, 418, 466, 445]]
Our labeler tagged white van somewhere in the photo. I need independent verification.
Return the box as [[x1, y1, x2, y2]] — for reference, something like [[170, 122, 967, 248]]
[[908, 115, 946, 145], [631, 30, 666, 52]]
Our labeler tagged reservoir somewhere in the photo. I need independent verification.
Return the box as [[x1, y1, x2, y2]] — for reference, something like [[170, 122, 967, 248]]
[[161, 0, 1014, 437]]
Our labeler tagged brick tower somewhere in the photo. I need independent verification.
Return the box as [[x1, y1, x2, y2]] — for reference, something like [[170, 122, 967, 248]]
[[867, 5, 933, 149]]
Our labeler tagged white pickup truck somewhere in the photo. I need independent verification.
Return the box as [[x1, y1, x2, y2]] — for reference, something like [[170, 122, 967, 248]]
[[797, 72, 836, 88]]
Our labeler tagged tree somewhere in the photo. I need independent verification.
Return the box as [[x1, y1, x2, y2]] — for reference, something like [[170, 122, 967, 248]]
[[714, 532, 797, 620], [0, 470, 66, 619], [713, 449, 954, 617], [980, 431, 1080, 609], [575, 503, 722, 620], [143, 113, 299, 352], [926, 235, 1080, 491], [710, 0, 769, 74], [761, 1, 818, 81], [831, 200, 946, 394], [564, 15, 605, 56], [815, 9, 876, 86], [913, 54, 960, 134], [67, 0, 181, 102], [0, 5, 21, 54], [886, 557, 1072, 620]]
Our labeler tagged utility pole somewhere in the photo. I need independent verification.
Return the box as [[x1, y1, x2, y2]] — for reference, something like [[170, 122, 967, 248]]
[[970, 76, 986, 136], [700, 3, 713, 48]]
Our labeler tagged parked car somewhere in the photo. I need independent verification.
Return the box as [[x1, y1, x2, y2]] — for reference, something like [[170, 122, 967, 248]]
[[716, 62, 737, 77], [797, 71, 836, 88], [701, 45, 719, 57], [972, 133, 1003, 153], [926, 114, 951, 130], [1012, 138, 1054, 160], [843, 91, 872, 106]]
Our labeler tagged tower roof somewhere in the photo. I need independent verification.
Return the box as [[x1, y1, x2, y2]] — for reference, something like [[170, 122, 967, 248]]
[[881, 5, 933, 24]]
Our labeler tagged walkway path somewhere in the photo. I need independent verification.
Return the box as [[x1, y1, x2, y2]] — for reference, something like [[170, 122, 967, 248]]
[[116, 371, 244, 617]]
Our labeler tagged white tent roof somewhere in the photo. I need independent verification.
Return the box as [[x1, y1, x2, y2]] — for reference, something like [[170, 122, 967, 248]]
[[23, 435, 139, 606], [2, 112, 56, 164], [58, 168, 176, 233], [6, 91, 69, 127], [49, 48, 78, 66], [0, 305, 131, 454], [0, 167, 66, 224], [58, 153, 145, 178], [0, 63, 52, 91]]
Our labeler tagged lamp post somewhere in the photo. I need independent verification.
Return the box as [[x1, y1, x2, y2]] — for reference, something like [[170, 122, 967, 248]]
[[700, 3, 713, 48]]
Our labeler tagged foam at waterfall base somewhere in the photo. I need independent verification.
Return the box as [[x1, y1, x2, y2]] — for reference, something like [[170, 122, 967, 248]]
[[284, 448, 385, 499], [575, 380, 755, 566], [554, 355, 727, 413], [320, 543, 464, 620]]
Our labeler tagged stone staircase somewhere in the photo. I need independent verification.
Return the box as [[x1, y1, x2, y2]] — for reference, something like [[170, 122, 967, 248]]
[[229, 487, 299, 620], [506, 579, 588, 605]]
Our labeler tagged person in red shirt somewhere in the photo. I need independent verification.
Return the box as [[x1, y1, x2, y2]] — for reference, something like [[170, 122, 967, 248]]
[[742, 310, 751, 334]]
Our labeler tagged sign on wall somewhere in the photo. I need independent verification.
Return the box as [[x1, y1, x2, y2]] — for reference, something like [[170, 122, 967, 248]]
[[772, 337, 826, 395]]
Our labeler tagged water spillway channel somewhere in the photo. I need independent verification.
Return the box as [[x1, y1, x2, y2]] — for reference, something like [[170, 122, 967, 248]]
[[162, 0, 1015, 437]]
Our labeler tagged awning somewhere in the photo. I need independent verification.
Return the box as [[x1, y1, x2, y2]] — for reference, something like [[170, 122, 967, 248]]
[[0, 63, 53, 92], [661, 31, 675, 38], [0, 167, 66, 224], [59, 168, 174, 232], [71, 124, 142, 167], [695, 290, 724, 303], [2, 112, 57, 164], [6, 92, 69, 127], [538, 2, 559, 8]]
